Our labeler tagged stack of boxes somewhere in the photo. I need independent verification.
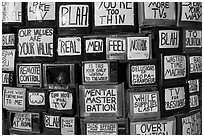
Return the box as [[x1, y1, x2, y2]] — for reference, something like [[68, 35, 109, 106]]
[[2, 2, 202, 135]]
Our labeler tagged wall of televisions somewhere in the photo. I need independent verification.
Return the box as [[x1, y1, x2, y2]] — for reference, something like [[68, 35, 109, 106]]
[[2, 2, 202, 135]]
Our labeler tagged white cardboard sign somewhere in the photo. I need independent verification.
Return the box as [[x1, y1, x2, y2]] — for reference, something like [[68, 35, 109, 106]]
[[58, 37, 81, 56], [86, 39, 103, 53], [29, 92, 45, 105], [144, 2, 175, 20], [12, 113, 32, 130], [106, 38, 126, 53], [28, 2, 55, 21], [127, 37, 150, 60], [185, 30, 202, 48], [188, 79, 199, 93], [159, 30, 179, 48], [95, 2, 134, 26], [164, 55, 186, 79], [2, 73, 10, 85], [165, 86, 185, 110], [2, 34, 15, 47], [44, 115, 60, 128], [189, 56, 202, 73], [61, 117, 75, 135], [87, 123, 117, 135], [18, 28, 53, 57], [2, 49, 15, 71], [189, 94, 199, 108]]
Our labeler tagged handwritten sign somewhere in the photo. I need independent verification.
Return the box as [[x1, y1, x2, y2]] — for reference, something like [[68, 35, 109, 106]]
[[85, 88, 117, 113], [2, 49, 15, 71], [12, 113, 31, 130], [130, 120, 175, 135], [189, 56, 202, 73], [133, 92, 158, 113], [84, 63, 109, 82], [18, 64, 41, 85], [59, 5, 89, 27], [159, 30, 179, 48], [189, 94, 199, 108], [165, 86, 185, 110], [61, 117, 75, 135], [86, 39, 103, 53], [188, 79, 199, 93], [49, 91, 73, 110], [164, 55, 186, 79], [2, 2, 22, 23], [127, 37, 150, 60], [144, 2, 175, 20], [95, 2, 134, 26], [18, 28, 53, 57], [58, 37, 81, 56], [182, 111, 201, 135], [28, 2, 55, 21], [29, 92, 45, 105], [44, 115, 60, 128], [131, 65, 156, 85], [2, 34, 15, 47], [2, 73, 10, 85], [3, 87, 26, 111], [181, 2, 202, 22], [87, 123, 117, 135], [185, 30, 202, 48]]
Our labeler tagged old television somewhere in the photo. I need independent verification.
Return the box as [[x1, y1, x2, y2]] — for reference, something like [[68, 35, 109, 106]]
[[177, 2, 202, 29], [126, 34, 152, 60], [2, 33, 15, 48], [106, 35, 127, 60], [2, 2, 25, 26], [43, 113, 61, 135], [26, 2, 56, 26], [127, 59, 157, 88], [2, 72, 15, 86], [56, 2, 92, 34], [93, 2, 138, 33], [83, 35, 106, 61], [81, 118, 127, 135], [61, 117, 77, 135], [16, 27, 55, 62], [187, 53, 202, 78], [158, 53, 187, 85], [56, 35, 83, 62], [3, 87, 26, 112], [138, 2, 177, 27], [47, 89, 76, 115], [127, 90, 160, 120], [16, 63, 42, 87], [79, 83, 124, 118], [159, 83, 190, 118], [182, 28, 201, 53], [8, 111, 41, 133], [189, 93, 201, 110], [82, 60, 119, 85], [176, 109, 201, 135], [129, 116, 176, 135], [27, 88, 48, 112], [2, 49, 16, 72], [43, 63, 77, 89], [188, 77, 201, 94]]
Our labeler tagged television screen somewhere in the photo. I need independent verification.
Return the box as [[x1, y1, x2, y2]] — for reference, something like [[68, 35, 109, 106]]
[[16, 63, 42, 87], [82, 61, 118, 85], [43, 113, 61, 134], [17, 28, 54, 61], [57, 36, 82, 61], [183, 29, 201, 52], [3, 87, 26, 111], [2, 72, 14, 86], [48, 89, 75, 115], [189, 55, 202, 75], [9, 111, 41, 133], [177, 109, 201, 135], [138, 2, 176, 27], [61, 117, 76, 135], [106, 36, 126, 60], [127, 59, 157, 88], [189, 94, 200, 109], [128, 90, 160, 120], [127, 36, 151, 60], [79, 83, 124, 117], [2, 2, 23, 24], [2, 49, 16, 71], [57, 3, 91, 34], [188, 78, 200, 94], [43, 64, 75, 89], [2, 33, 15, 47], [130, 117, 176, 135]]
